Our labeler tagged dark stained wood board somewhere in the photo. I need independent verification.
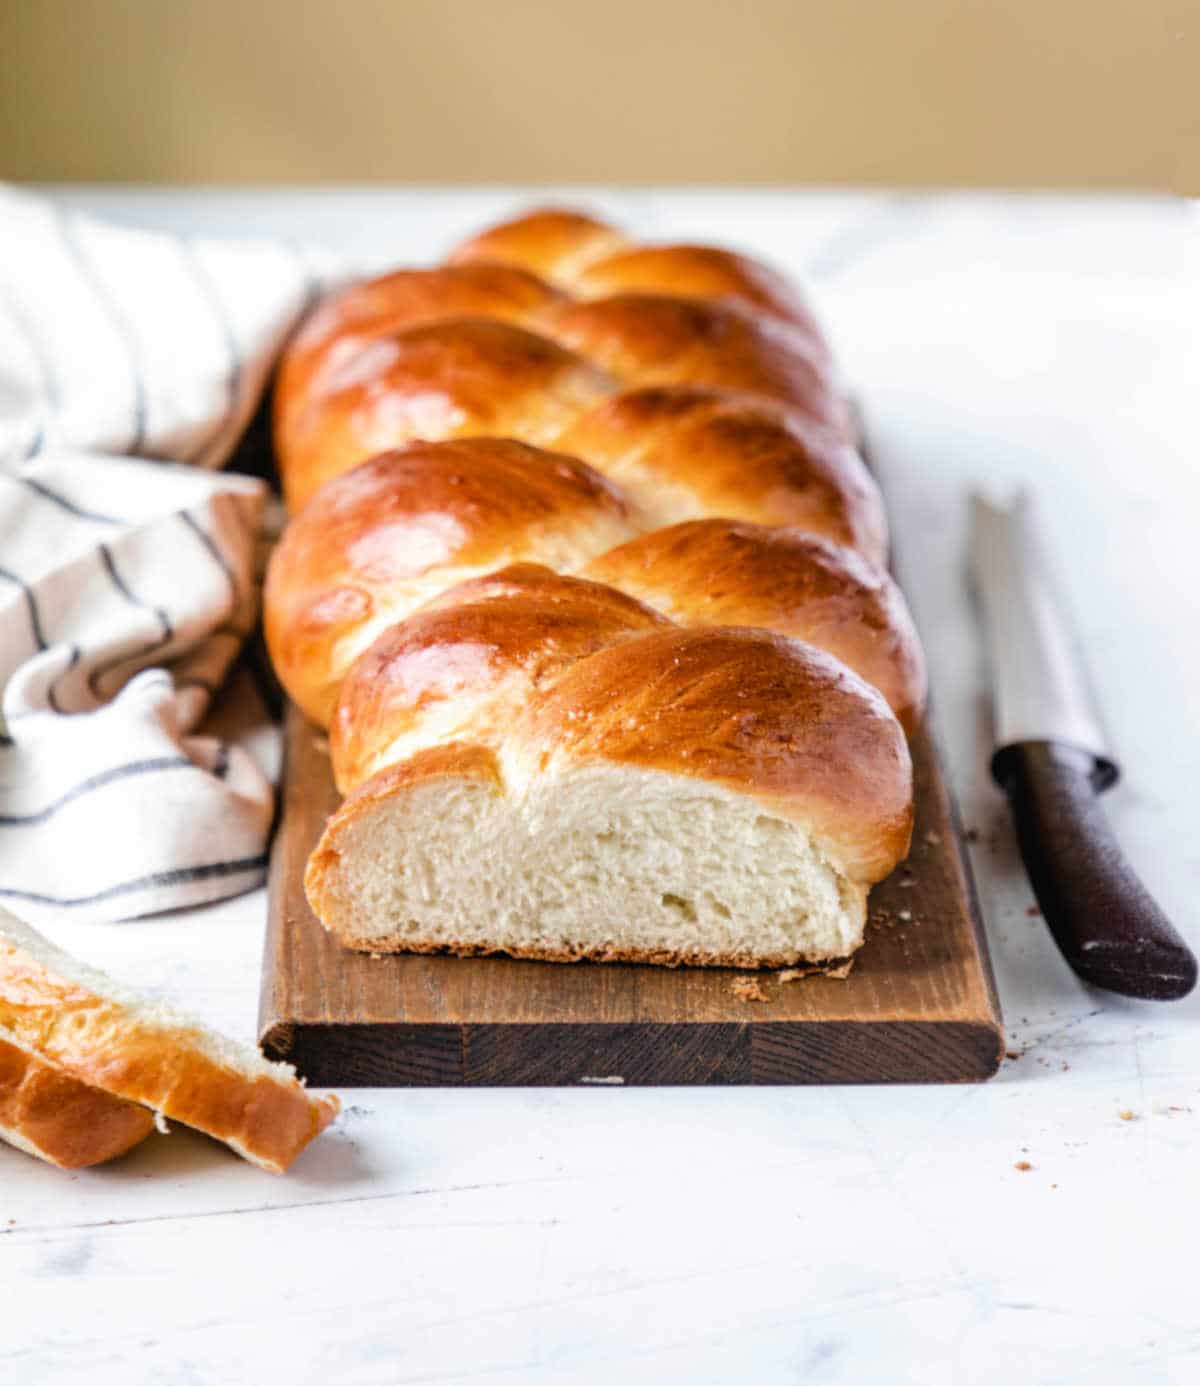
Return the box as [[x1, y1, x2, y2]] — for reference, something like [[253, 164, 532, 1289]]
[[255, 394, 1003, 1086], [259, 703, 1004, 1085]]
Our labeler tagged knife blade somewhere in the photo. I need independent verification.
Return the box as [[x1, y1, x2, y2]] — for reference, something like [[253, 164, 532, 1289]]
[[968, 491, 1196, 1001]]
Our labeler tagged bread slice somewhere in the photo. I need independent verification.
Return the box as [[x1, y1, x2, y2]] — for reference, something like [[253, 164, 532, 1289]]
[[0, 1035, 155, 1169], [0, 908, 338, 1173]]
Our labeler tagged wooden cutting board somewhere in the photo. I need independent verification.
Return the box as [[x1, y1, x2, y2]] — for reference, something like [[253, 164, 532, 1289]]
[[258, 703, 1003, 1086], [253, 395, 1003, 1087]]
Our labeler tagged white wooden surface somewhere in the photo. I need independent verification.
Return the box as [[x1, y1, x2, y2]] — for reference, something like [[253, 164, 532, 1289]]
[[4, 189, 1199, 1386]]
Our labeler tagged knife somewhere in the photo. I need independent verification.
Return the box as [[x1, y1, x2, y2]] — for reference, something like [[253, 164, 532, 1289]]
[[968, 491, 1196, 1001]]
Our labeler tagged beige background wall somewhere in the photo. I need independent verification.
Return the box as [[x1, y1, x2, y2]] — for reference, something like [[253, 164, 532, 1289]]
[[1, 0, 1193, 191]]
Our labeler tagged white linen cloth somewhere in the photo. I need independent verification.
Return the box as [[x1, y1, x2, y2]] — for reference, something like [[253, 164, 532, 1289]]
[[0, 187, 342, 923]]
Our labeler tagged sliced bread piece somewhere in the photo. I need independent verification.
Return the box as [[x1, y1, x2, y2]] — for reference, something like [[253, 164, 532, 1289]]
[[0, 908, 339, 1173], [0, 1035, 155, 1169]]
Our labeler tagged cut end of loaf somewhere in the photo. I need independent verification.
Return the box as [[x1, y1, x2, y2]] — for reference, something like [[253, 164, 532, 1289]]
[[306, 754, 868, 968]]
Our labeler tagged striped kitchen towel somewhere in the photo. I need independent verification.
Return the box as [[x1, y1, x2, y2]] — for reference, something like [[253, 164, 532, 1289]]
[[0, 187, 343, 924]]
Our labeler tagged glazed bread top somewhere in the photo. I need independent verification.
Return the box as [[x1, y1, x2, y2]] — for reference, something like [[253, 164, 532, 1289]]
[[266, 438, 639, 726], [554, 386, 885, 563], [267, 208, 923, 906], [448, 206, 827, 340], [583, 519, 925, 733], [273, 208, 853, 513], [266, 208, 922, 731], [329, 565, 672, 792]]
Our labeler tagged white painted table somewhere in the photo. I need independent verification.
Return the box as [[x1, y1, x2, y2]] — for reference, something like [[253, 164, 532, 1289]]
[[5, 189, 1199, 1386]]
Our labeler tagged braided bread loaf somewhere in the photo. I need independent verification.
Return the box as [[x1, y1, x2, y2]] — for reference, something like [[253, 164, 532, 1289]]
[[265, 208, 924, 968]]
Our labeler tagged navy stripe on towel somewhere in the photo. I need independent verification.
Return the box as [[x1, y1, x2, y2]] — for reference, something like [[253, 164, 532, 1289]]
[[16, 476, 124, 526], [0, 755, 195, 826], [87, 546, 175, 698], [0, 854, 268, 908], [0, 565, 49, 650]]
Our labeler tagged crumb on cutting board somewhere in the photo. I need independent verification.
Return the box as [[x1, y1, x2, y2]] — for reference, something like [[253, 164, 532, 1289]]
[[871, 906, 917, 931], [730, 975, 771, 1002], [777, 966, 819, 984], [776, 958, 855, 984]]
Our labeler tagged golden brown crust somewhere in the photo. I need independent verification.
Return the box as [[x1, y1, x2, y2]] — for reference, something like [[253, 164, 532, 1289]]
[[573, 243, 829, 345], [556, 385, 887, 562], [330, 565, 671, 792], [0, 934, 338, 1175], [448, 207, 629, 282], [265, 439, 639, 727], [544, 294, 853, 441], [277, 317, 616, 512], [516, 626, 913, 883], [0, 1035, 155, 1169], [447, 209, 827, 349], [583, 520, 926, 733], [331, 933, 857, 971], [276, 208, 921, 969], [275, 264, 567, 455]]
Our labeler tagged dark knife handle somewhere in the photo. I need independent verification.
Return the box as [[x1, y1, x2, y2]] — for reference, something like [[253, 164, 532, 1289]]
[[991, 741, 1197, 1001]]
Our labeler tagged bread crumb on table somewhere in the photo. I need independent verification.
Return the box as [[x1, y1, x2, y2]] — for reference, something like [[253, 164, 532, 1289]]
[[1014, 1160, 1033, 1171], [1118, 1109, 1136, 1122], [730, 975, 771, 1002]]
